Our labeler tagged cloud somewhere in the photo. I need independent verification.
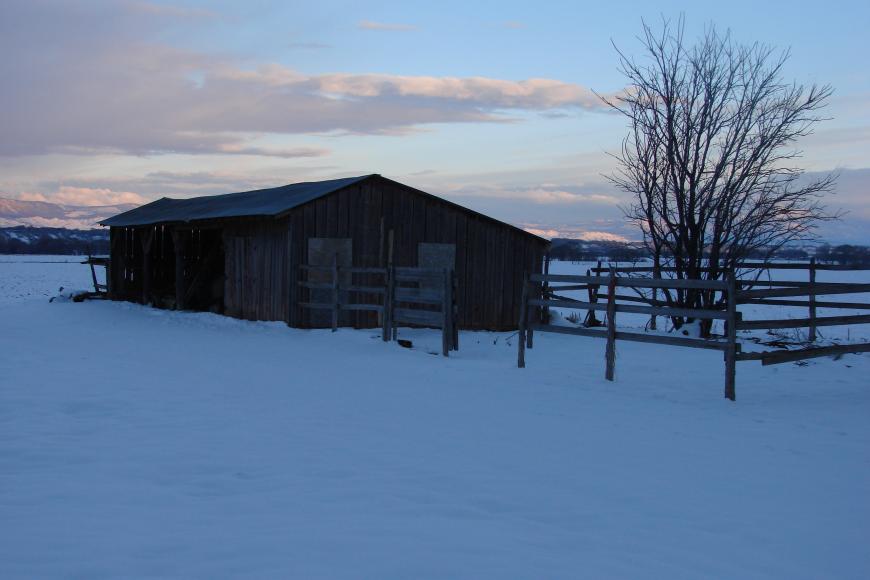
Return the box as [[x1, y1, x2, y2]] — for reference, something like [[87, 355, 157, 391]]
[[213, 145, 330, 158], [438, 184, 620, 205], [521, 226, 630, 242], [0, 0, 608, 158], [18, 187, 148, 207], [357, 20, 416, 31], [502, 21, 525, 30]]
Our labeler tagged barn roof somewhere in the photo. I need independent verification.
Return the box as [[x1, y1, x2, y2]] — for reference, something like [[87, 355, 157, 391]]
[[100, 174, 548, 243], [100, 175, 372, 227]]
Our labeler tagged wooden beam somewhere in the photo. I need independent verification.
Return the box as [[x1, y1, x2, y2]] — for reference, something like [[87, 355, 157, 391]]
[[760, 343, 870, 366], [140, 227, 154, 305], [738, 283, 870, 300], [724, 273, 738, 402], [737, 313, 870, 331], [531, 273, 728, 291], [605, 268, 617, 381], [738, 298, 870, 310], [809, 257, 817, 342], [171, 229, 187, 310]]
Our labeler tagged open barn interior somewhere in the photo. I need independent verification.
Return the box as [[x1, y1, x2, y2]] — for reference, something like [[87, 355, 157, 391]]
[[110, 225, 225, 314]]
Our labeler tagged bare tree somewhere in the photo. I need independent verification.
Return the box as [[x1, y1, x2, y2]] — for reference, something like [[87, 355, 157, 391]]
[[602, 18, 837, 334]]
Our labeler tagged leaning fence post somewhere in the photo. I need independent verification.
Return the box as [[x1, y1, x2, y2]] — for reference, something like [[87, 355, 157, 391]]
[[331, 252, 339, 332], [605, 267, 617, 381], [809, 257, 817, 342], [724, 271, 738, 401], [518, 272, 529, 368]]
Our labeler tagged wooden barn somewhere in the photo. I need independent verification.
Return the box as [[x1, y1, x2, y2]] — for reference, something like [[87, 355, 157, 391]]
[[101, 174, 549, 330]]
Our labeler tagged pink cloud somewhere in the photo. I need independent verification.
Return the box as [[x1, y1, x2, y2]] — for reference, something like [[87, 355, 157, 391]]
[[18, 187, 147, 207]]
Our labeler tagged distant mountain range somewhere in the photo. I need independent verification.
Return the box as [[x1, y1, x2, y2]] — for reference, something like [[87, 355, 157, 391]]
[[0, 197, 132, 254], [0, 197, 137, 230]]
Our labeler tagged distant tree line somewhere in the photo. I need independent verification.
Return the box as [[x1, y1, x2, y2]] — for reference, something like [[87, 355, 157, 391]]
[[548, 238, 869, 265], [0, 227, 109, 255], [815, 244, 870, 266], [548, 240, 648, 262]]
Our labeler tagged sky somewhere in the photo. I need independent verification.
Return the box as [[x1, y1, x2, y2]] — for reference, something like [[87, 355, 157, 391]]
[[1, 0, 868, 242]]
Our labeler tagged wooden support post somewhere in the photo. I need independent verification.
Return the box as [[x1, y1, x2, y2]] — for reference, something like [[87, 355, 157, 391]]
[[526, 270, 535, 350], [381, 266, 392, 342], [171, 229, 186, 310], [517, 272, 529, 368], [331, 252, 339, 332], [389, 265, 397, 341], [140, 228, 154, 306], [381, 231, 399, 340], [89, 259, 99, 293], [605, 267, 617, 381], [724, 271, 738, 401], [107, 229, 116, 299], [809, 257, 817, 342], [442, 268, 450, 357], [542, 253, 551, 324], [650, 262, 660, 330], [451, 270, 459, 351], [286, 225, 296, 327], [585, 260, 603, 327]]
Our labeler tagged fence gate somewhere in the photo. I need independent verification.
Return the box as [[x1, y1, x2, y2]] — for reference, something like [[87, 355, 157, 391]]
[[298, 261, 458, 356]]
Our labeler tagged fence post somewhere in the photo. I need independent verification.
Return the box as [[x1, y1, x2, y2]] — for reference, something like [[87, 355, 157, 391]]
[[389, 265, 398, 341], [542, 253, 551, 324], [809, 257, 817, 342], [526, 272, 535, 350], [724, 271, 738, 401], [518, 272, 529, 368], [650, 261, 660, 330], [451, 270, 459, 351], [331, 252, 339, 332], [605, 267, 617, 381], [442, 268, 450, 357], [381, 267, 391, 341]]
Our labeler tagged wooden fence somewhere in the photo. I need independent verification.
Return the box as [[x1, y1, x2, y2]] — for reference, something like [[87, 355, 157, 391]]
[[82, 255, 110, 297], [519, 262, 870, 401], [299, 259, 458, 356]]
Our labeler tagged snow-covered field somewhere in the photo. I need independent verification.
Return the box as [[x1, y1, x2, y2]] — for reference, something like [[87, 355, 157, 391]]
[[1, 256, 869, 579]]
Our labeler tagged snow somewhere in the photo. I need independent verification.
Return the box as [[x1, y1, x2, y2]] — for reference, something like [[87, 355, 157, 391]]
[[0, 254, 102, 305], [1, 257, 869, 578]]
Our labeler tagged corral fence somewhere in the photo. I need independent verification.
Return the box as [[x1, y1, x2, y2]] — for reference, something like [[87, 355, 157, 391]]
[[298, 256, 458, 356], [518, 260, 870, 400]]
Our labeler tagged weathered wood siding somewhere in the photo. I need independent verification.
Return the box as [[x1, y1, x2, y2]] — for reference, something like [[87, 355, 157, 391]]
[[222, 219, 291, 322], [282, 177, 547, 330]]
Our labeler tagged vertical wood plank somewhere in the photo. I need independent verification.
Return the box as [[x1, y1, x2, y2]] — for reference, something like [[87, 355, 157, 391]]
[[605, 268, 617, 381], [809, 257, 817, 342], [724, 271, 738, 401], [331, 252, 339, 332], [517, 272, 528, 368], [442, 268, 450, 357], [171, 229, 186, 310]]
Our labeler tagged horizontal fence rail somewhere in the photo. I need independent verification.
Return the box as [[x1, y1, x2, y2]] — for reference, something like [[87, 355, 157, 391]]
[[520, 259, 870, 402], [298, 260, 458, 356]]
